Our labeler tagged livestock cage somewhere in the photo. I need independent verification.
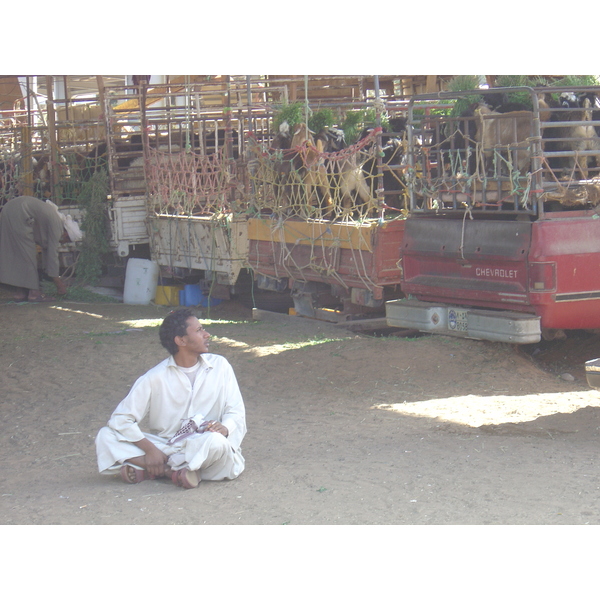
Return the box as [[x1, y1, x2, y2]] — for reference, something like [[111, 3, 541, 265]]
[[0, 75, 433, 309], [243, 87, 412, 317], [386, 84, 600, 341], [105, 76, 414, 313], [405, 85, 600, 216], [101, 76, 292, 287]]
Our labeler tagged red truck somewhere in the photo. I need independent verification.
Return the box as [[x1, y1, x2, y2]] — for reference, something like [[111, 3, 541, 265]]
[[386, 85, 600, 343]]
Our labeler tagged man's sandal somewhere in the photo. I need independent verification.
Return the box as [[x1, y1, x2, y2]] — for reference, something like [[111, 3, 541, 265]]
[[120, 464, 150, 484], [171, 468, 200, 489], [27, 291, 57, 302]]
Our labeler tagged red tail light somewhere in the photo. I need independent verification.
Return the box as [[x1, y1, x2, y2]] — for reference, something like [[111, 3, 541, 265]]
[[529, 262, 556, 292]]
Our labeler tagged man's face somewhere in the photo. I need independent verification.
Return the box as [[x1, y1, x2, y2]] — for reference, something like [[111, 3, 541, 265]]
[[181, 316, 211, 355]]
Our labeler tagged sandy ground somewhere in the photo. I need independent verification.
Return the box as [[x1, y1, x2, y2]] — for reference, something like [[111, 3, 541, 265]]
[[5, 281, 600, 595], [2, 282, 600, 530]]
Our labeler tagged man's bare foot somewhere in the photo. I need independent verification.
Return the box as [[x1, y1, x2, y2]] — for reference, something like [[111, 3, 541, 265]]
[[171, 468, 200, 489], [12, 287, 28, 301], [121, 464, 148, 484]]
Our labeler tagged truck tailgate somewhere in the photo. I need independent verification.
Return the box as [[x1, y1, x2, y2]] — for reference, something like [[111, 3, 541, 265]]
[[401, 217, 531, 309]]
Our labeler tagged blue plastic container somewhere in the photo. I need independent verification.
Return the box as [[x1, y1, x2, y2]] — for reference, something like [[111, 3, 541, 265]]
[[179, 284, 223, 307], [179, 284, 201, 306]]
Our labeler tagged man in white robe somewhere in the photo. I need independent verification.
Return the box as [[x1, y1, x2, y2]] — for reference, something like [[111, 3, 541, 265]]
[[95, 308, 246, 489]]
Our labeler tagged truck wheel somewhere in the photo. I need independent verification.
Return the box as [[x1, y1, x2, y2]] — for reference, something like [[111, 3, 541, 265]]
[[542, 328, 567, 341], [238, 289, 294, 313]]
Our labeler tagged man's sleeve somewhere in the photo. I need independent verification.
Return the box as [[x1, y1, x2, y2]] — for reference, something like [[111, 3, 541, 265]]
[[219, 363, 247, 449], [107, 374, 153, 443]]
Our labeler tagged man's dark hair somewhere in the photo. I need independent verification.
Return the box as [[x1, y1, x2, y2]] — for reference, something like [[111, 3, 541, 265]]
[[159, 308, 196, 355]]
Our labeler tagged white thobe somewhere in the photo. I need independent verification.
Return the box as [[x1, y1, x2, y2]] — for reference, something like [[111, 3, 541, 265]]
[[95, 353, 246, 481]]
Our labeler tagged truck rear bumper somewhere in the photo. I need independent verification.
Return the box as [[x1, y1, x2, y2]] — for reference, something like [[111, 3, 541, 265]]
[[386, 299, 541, 344]]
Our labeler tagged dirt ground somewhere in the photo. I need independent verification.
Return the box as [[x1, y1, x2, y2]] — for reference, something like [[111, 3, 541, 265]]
[[2, 281, 600, 529]]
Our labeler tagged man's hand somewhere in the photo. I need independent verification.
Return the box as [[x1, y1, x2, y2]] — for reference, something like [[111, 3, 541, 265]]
[[134, 438, 168, 478], [143, 446, 169, 478], [206, 420, 229, 437]]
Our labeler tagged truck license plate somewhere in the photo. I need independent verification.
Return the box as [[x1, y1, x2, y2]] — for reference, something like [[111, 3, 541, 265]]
[[448, 308, 468, 332]]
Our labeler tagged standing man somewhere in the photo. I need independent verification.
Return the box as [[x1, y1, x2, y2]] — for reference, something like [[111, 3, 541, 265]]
[[95, 308, 247, 489], [0, 195, 68, 301]]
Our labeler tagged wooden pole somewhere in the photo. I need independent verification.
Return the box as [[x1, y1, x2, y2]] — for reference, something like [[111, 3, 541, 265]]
[[96, 75, 105, 121], [374, 75, 385, 222], [425, 75, 438, 93], [96, 75, 107, 141], [25, 76, 32, 127], [45, 76, 61, 202], [20, 125, 33, 196], [63, 75, 69, 121]]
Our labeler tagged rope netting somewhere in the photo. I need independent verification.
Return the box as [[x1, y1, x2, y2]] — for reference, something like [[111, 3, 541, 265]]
[[416, 113, 538, 210], [246, 217, 383, 293], [145, 147, 236, 215], [246, 127, 405, 222], [243, 127, 411, 292]]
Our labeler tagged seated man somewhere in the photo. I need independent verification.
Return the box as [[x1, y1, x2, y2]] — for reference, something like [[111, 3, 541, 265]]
[[95, 308, 246, 489]]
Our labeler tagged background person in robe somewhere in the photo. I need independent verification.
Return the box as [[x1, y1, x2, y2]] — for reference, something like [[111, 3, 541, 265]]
[[0, 195, 68, 301], [95, 308, 247, 489]]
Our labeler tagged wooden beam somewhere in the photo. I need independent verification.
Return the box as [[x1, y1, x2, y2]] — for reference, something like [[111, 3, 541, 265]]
[[425, 75, 438, 93], [45, 76, 61, 202], [20, 125, 33, 196]]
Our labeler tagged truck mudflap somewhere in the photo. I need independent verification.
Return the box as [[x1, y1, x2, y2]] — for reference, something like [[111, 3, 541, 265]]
[[386, 298, 541, 344]]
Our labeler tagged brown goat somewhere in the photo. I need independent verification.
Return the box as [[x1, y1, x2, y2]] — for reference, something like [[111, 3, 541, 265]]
[[290, 123, 333, 217], [475, 105, 535, 175]]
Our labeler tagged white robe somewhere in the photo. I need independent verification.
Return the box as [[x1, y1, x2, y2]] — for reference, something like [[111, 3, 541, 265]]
[[95, 353, 246, 481]]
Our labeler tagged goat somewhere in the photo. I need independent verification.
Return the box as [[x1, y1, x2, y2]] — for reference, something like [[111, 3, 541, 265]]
[[316, 125, 378, 218], [81, 134, 144, 181], [338, 153, 377, 216], [474, 104, 535, 175], [361, 119, 407, 211], [289, 123, 333, 218], [271, 120, 292, 151], [436, 103, 480, 178], [545, 91, 600, 180], [266, 121, 294, 208], [538, 92, 564, 176], [437, 97, 534, 180], [30, 152, 72, 199]]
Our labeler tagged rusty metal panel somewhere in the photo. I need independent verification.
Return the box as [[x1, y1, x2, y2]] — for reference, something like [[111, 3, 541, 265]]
[[247, 218, 405, 291], [401, 217, 532, 307]]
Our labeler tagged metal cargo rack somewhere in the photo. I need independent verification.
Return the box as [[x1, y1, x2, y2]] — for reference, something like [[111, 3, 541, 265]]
[[102, 77, 289, 206], [99, 77, 289, 280], [405, 85, 600, 218], [0, 95, 108, 207]]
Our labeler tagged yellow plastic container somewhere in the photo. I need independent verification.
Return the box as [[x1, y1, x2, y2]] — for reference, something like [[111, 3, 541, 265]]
[[155, 285, 183, 306]]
